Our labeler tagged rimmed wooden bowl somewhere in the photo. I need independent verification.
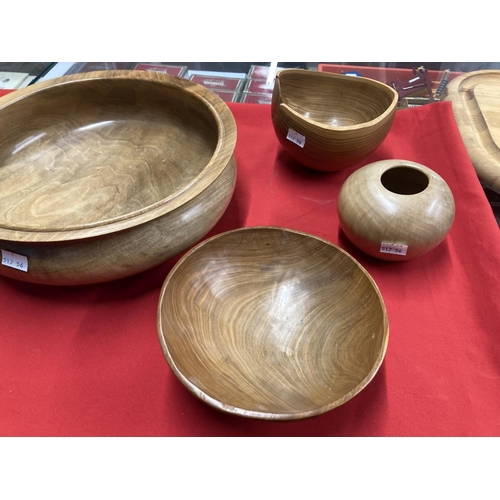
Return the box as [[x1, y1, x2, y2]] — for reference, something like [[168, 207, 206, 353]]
[[157, 226, 389, 420], [271, 69, 398, 172], [0, 70, 237, 285]]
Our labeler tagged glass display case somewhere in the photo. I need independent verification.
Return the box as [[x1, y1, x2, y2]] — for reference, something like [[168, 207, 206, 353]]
[[55, 61, 500, 223], [5, 61, 500, 104], [56, 61, 500, 105], [0, 62, 55, 89], [2, 61, 500, 223]]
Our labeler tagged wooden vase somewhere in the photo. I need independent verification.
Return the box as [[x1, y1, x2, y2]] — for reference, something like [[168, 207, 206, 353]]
[[337, 159, 455, 261]]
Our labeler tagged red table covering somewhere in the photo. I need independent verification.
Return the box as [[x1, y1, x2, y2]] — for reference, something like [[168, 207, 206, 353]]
[[1, 100, 500, 437]]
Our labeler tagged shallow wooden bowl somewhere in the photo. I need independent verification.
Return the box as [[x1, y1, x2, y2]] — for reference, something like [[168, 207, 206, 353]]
[[0, 70, 237, 285], [271, 69, 398, 172], [157, 227, 389, 420]]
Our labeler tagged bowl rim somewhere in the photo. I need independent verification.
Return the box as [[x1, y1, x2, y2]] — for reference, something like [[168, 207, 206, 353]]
[[157, 225, 390, 421], [0, 70, 237, 242], [275, 68, 399, 132]]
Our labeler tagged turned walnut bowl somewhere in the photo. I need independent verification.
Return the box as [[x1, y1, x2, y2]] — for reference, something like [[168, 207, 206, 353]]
[[0, 70, 237, 285], [157, 226, 389, 420], [271, 69, 398, 172]]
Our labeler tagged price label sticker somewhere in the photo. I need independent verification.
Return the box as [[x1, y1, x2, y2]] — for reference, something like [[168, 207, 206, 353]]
[[380, 242, 408, 256], [286, 128, 306, 148], [1, 250, 29, 272]]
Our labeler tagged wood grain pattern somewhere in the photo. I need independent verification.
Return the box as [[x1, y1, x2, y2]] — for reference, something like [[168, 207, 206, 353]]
[[338, 160, 455, 261], [444, 70, 500, 193], [271, 69, 398, 172], [0, 70, 237, 285], [157, 227, 389, 420]]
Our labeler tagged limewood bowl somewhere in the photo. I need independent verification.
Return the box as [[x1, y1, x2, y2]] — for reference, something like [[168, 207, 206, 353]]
[[338, 159, 456, 261], [157, 226, 389, 420], [0, 70, 237, 285], [271, 69, 398, 172]]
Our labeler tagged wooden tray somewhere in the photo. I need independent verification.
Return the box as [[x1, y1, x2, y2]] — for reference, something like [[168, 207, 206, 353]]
[[444, 70, 500, 193]]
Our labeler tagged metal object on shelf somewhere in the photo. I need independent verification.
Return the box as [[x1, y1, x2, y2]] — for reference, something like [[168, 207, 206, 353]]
[[434, 69, 451, 100], [388, 66, 434, 102]]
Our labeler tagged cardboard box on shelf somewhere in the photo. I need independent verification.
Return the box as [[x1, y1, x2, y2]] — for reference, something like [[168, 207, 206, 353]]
[[248, 65, 285, 81], [189, 74, 245, 102], [189, 74, 244, 93], [134, 63, 188, 78], [241, 92, 272, 105], [243, 78, 274, 95], [211, 90, 240, 103]]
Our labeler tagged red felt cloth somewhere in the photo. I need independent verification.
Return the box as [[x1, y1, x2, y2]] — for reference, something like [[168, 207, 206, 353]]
[[1, 100, 500, 437]]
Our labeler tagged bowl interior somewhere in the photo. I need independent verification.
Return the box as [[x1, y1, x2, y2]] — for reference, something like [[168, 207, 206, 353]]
[[158, 227, 388, 419], [0, 77, 220, 232], [279, 71, 396, 127]]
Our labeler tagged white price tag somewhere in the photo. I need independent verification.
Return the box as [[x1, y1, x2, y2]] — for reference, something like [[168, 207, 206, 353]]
[[1, 250, 29, 272], [380, 242, 408, 256], [286, 128, 306, 148]]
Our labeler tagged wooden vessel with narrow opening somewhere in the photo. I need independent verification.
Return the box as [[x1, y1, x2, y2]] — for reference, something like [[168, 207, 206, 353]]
[[338, 159, 455, 260]]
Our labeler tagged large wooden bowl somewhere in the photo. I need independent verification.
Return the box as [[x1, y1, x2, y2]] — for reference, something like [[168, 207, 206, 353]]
[[157, 227, 389, 420], [271, 69, 398, 172], [0, 70, 237, 285]]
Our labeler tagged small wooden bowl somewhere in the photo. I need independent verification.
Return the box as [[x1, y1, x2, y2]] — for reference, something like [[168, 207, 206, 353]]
[[157, 227, 389, 420], [0, 70, 237, 285], [271, 69, 398, 172], [338, 159, 455, 260]]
